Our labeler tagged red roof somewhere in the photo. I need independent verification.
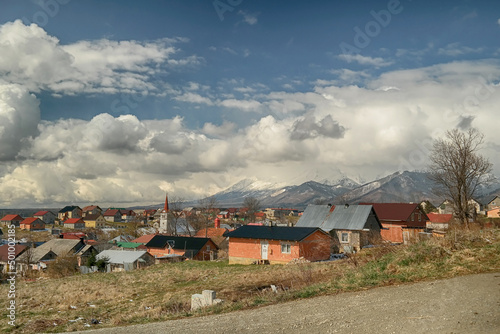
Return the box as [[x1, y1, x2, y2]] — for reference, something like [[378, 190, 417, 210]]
[[64, 218, 85, 224], [0, 245, 27, 262], [60, 232, 86, 239], [361, 203, 423, 221], [20, 217, 42, 225], [104, 209, 120, 216], [132, 234, 156, 244], [195, 228, 228, 238], [427, 213, 453, 223], [33, 210, 50, 216], [1, 214, 23, 221], [82, 205, 100, 212]]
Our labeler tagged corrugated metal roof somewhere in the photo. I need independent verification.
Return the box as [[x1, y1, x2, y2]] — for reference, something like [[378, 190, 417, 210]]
[[224, 225, 325, 241], [296, 204, 378, 232], [96, 250, 149, 264]]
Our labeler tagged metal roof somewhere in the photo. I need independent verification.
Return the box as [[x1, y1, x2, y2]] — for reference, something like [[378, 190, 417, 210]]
[[96, 250, 150, 264], [296, 204, 379, 232], [146, 235, 214, 251], [224, 225, 325, 241]]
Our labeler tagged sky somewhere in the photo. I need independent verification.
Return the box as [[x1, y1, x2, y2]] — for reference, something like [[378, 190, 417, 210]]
[[1, 0, 500, 208]]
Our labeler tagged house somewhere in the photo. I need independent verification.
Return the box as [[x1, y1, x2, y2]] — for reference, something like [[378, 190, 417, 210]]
[[96, 250, 154, 272], [195, 227, 229, 249], [296, 204, 382, 253], [19, 217, 45, 231], [83, 214, 107, 229], [82, 205, 102, 217], [0, 244, 27, 273], [63, 218, 86, 229], [146, 235, 218, 261], [111, 242, 144, 250], [484, 195, 500, 211], [33, 211, 56, 225], [362, 203, 428, 244], [58, 206, 82, 221], [487, 208, 500, 218], [131, 234, 156, 245], [103, 209, 122, 222], [1, 214, 24, 227], [438, 199, 482, 216], [17, 238, 94, 270], [224, 225, 332, 265], [426, 213, 453, 230], [120, 209, 136, 222]]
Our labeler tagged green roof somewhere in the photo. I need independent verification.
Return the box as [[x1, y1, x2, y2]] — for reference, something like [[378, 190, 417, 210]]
[[116, 242, 142, 248]]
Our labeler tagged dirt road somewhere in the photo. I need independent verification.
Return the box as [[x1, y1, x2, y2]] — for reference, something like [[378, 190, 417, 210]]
[[70, 272, 500, 334]]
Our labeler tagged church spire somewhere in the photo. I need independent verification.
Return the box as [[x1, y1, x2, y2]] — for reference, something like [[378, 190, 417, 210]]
[[163, 193, 169, 212]]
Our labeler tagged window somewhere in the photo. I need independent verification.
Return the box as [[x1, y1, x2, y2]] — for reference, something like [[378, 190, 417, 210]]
[[341, 232, 349, 243], [206, 245, 210, 251], [411, 213, 414, 221], [281, 243, 291, 254]]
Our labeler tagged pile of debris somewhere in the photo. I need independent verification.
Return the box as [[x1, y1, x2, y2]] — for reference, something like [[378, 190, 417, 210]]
[[287, 257, 310, 264]]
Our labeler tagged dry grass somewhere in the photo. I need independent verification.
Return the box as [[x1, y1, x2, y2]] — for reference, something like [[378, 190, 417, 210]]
[[1, 227, 499, 333]]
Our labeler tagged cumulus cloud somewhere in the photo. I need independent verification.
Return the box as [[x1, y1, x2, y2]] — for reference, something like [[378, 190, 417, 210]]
[[0, 20, 200, 95], [0, 83, 40, 161], [2, 57, 500, 207], [290, 114, 346, 140]]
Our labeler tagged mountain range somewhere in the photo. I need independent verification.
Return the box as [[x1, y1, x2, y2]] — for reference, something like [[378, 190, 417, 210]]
[[202, 171, 500, 210]]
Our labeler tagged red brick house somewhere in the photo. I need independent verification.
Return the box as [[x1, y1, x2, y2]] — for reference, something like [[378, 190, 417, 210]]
[[363, 203, 429, 243], [146, 235, 218, 261], [1, 214, 24, 227], [224, 225, 332, 265], [19, 217, 45, 231]]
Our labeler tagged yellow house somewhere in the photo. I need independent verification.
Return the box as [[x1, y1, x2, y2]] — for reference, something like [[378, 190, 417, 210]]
[[83, 214, 107, 229]]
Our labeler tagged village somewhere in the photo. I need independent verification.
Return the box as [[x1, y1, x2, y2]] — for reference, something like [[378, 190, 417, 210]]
[[1, 193, 499, 276]]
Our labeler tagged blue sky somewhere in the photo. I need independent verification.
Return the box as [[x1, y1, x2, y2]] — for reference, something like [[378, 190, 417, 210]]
[[1, 0, 500, 207]]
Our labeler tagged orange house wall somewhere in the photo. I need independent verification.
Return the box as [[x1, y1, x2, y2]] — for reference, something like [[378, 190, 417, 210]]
[[228, 230, 331, 264]]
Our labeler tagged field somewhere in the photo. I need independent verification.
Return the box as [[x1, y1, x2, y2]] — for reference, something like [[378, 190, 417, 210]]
[[1, 226, 499, 333]]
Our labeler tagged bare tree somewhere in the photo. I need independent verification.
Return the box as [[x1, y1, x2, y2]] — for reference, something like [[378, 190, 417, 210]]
[[198, 196, 218, 237], [169, 195, 188, 236], [242, 196, 261, 224], [428, 128, 494, 228]]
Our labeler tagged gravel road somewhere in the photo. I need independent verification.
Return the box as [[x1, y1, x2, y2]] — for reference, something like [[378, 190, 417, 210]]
[[70, 272, 500, 334]]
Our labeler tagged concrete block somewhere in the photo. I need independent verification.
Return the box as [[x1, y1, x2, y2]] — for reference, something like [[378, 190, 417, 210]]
[[202, 290, 216, 304], [191, 294, 204, 311]]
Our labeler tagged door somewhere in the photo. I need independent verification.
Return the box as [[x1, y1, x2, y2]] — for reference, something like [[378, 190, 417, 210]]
[[260, 240, 269, 260]]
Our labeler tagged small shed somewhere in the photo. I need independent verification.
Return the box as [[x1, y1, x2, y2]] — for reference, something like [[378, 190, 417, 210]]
[[96, 250, 154, 272]]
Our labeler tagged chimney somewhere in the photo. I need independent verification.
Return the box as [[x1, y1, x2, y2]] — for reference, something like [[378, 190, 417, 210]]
[[214, 217, 220, 229]]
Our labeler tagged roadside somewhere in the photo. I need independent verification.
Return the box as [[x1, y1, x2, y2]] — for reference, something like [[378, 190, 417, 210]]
[[67, 272, 500, 334]]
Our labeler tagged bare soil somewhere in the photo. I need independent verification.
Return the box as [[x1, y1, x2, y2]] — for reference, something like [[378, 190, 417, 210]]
[[67, 272, 500, 334]]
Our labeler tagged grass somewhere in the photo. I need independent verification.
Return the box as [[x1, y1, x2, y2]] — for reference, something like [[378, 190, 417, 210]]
[[1, 227, 499, 333]]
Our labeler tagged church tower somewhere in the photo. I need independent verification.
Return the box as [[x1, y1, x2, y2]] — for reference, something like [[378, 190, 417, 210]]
[[159, 193, 169, 233]]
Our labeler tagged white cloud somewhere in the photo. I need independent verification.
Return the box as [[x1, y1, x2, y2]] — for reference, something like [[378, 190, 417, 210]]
[[338, 54, 393, 67], [0, 20, 200, 95], [438, 43, 484, 56], [0, 83, 40, 161], [2, 59, 500, 207], [174, 92, 214, 105], [238, 11, 258, 25]]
